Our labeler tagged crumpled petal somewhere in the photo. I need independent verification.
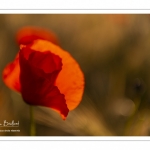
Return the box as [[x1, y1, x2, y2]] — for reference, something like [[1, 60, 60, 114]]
[[16, 26, 59, 45], [19, 46, 69, 119], [30, 40, 84, 110]]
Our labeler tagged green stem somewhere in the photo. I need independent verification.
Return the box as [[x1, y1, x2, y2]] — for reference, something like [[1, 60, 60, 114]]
[[30, 106, 36, 136]]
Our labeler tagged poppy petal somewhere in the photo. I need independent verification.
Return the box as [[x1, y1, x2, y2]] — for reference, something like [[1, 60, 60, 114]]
[[30, 40, 84, 110], [19, 47, 69, 118], [16, 26, 59, 45], [2, 54, 21, 92]]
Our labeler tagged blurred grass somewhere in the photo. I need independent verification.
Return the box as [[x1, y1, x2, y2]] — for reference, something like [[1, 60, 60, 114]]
[[1, 14, 150, 136]]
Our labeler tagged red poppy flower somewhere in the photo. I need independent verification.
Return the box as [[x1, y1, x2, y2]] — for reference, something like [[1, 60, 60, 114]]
[[2, 27, 84, 119]]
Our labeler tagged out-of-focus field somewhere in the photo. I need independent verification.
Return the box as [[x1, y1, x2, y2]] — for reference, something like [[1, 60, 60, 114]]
[[0, 14, 150, 136]]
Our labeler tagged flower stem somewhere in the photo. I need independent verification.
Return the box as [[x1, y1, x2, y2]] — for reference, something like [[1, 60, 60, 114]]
[[30, 106, 36, 136]]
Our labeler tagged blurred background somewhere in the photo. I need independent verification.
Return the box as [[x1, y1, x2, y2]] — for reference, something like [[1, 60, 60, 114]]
[[1, 14, 150, 136]]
